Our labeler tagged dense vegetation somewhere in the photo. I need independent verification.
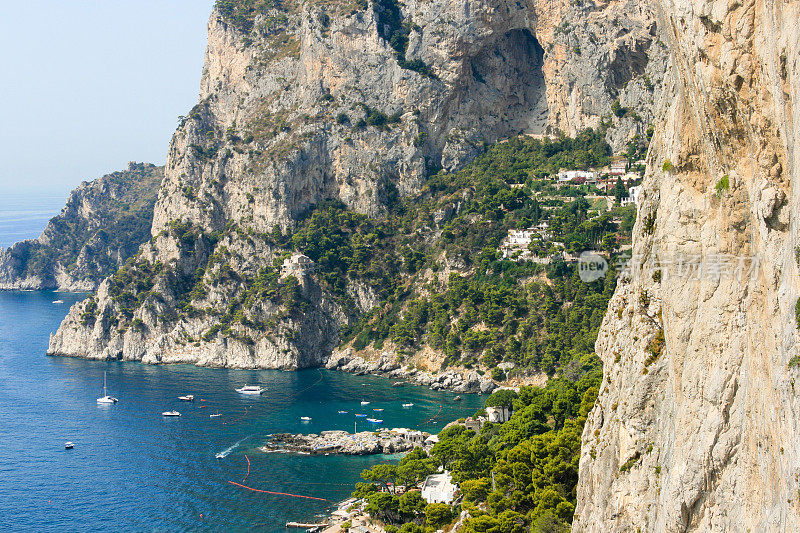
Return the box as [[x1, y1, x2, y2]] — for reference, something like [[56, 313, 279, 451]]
[[99, 129, 633, 381], [338, 130, 632, 530], [76, 129, 636, 530], [355, 365, 601, 532]]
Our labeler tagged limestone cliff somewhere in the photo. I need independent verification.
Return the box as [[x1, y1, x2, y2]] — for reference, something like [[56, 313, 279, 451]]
[[0, 163, 163, 291], [49, 0, 665, 370], [575, 0, 800, 530]]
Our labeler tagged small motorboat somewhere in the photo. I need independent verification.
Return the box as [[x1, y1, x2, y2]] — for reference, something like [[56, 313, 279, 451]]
[[300, 416, 312, 421], [373, 408, 384, 412], [360, 401, 370, 406], [236, 385, 264, 394], [210, 413, 222, 418], [162, 411, 181, 417], [97, 371, 119, 404], [178, 395, 194, 401], [52, 300, 64, 304], [215, 453, 225, 459], [64, 442, 74, 449], [366, 418, 383, 423], [454, 395, 463, 401], [355, 413, 367, 417], [337, 410, 349, 414], [402, 403, 414, 408]]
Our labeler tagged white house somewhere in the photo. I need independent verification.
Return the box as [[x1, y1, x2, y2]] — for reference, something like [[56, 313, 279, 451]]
[[391, 428, 427, 445], [609, 158, 627, 176], [281, 253, 315, 278], [421, 471, 458, 504], [621, 185, 642, 207], [425, 434, 439, 447], [500, 229, 536, 260], [486, 405, 513, 423], [557, 169, 597, 184]]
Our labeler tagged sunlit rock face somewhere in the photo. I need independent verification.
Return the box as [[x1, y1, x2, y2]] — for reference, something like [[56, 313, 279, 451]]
[[49, 0, 665, 369], [575, 1, 800, 531]]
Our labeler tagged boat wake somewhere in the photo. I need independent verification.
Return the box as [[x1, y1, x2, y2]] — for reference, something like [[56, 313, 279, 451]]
[[216, 436, 250, 459]]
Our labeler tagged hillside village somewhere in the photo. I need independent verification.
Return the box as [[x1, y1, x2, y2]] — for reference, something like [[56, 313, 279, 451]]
[[499, 156, 642, 263]]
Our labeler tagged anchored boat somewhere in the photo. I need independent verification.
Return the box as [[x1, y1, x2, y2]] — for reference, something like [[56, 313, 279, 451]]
[[162, 411, 181, 417], [236, 384, 264, 394], [96, 371, 118, 404]]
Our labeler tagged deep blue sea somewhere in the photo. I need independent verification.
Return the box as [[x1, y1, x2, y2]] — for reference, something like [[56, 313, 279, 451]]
[[0, 202, 482, 532], [0, 291, 482, 532]]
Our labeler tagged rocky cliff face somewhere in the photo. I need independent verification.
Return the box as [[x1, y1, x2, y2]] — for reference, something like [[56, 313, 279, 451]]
[[0, 163, 163, 291], [49, 0, 666, 370], [575, 0, 800, 530]]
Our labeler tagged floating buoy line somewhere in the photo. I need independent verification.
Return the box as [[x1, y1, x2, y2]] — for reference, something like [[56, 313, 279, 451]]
[[222, 406, 248, 426], [227, 481, 329, 501], [417, 404, 443, 427]]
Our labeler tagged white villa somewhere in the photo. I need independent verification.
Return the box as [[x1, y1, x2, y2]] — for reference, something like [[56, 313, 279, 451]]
[[499, 222, 553, 261], [557, 169, 598, 184], [609, 158, 627, 176], [421, 471, 458, 504], [621, 185, 642, 207], [486, 405, 513, 423], [281, 253, 315, 278]]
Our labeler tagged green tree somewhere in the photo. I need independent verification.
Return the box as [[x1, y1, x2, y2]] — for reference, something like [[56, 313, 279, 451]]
[[425, 503, 454, 528], [361, 464, 398, 494]]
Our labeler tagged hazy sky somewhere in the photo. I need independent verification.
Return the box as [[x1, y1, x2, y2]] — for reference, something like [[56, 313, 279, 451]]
[[0, 0, 215, 196]]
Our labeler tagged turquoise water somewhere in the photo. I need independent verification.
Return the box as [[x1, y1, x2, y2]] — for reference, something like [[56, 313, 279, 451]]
[[0, 290, 482, 532]]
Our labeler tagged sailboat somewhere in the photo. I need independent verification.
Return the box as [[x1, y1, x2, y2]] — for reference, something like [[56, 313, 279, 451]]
[[96, 371, 118, 404]]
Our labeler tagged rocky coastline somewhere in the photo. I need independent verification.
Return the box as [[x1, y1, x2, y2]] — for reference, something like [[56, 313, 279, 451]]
[[325, 352, 498, 395], [262, 429, 430, 456]]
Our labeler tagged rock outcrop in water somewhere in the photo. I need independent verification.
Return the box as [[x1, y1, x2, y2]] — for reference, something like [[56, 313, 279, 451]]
[[574, 0, 800, 530], [0, 163, 163, 291], [49, 0, 666, 369]]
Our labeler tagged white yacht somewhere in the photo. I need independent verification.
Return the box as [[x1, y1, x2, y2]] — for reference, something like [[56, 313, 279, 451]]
[[236, 384, 264, 394], [162, 411, 181, 417], [300, 416, 312, 421], [96, 372, 119, 404], [360, 401, 370, 406], [402, 403, 414, 408], [64, 442, 74, 449], [178, 395, 194, 401], [52, 300, 64, 304]]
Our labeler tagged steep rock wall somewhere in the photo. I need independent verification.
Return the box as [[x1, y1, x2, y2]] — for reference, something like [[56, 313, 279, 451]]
[[49, 0, 666, 370], [575, 0, 800, 530], [0, 163, 163, 291]]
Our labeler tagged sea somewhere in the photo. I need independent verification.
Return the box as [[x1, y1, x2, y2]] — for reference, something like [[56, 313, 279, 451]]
[[0, 199, 483, 532], [0, 193, 68, 249]]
